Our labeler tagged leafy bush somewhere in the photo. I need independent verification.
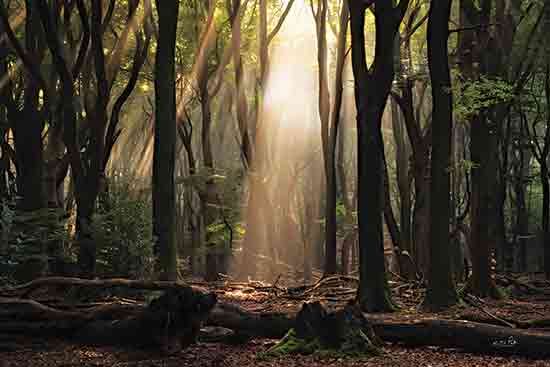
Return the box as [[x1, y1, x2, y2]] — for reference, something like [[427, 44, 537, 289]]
[[92, 175, 155, 279], [0, 199, 69, 282], [0, 199, 14, 248], [453, 74, 514, 123]]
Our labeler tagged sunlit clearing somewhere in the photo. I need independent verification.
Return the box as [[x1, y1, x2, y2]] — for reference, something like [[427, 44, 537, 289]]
[[232, 0, 326, 284]]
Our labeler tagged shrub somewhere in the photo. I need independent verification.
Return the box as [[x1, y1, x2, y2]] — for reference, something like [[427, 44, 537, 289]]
[[92, 175, 155, 279]]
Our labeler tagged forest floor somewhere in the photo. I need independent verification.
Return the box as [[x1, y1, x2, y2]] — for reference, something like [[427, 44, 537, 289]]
[[2, 273, 550, 367]]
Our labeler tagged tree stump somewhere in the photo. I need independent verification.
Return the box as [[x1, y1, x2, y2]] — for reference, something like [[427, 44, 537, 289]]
[[262, 301, 382, 358]]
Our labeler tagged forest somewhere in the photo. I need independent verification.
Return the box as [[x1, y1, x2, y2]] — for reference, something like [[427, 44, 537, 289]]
[[1, 0, 550, 366]]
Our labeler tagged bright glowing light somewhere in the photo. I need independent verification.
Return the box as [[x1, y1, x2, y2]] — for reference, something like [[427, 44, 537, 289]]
[[235, 0, 330, 283]]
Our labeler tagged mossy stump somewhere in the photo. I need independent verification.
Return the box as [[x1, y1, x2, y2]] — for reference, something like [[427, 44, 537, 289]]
[[262, 301, 382, 359]]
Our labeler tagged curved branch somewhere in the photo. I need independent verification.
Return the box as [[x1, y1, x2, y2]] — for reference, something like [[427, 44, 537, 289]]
[[266, 0, 295, 45], [71, 0, 90, 78], [0, 0, 49, 95], [104, 2, 151, 170]]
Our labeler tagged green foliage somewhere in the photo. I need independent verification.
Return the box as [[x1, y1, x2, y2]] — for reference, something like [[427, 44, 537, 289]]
[[178, 167, 245, 253], [258, 327, 381, 360], [0, 199, 14, 246], [526, 164, 544, 232], [0, 203, 68, 266], [259, 329, 322, 358], [0, 199, 69, 283], [453, 75, 515, 123], [457, 158, 479, 172], [92, 176, 155, 279]]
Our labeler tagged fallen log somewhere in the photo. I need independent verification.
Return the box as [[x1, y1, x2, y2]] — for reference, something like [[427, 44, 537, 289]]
[[0, 286, 217, 355], [495, 275, 550, 297], [207, 304, 550, 357], [76, 287, 217, 354], [2, 276, 550, 358], [371, 318, 550, 357], [0, 277, 195, 298], [208, 302, 294, 339]]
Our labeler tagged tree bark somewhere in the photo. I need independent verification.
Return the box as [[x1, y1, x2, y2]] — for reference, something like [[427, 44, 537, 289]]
[[424, 0, 458, 310], [11, 0, 45, 212], [460, 0, 499, 297], [349, 0, 409, 312], [153, 0, 180, 280], [391, 98, 413, 279], [310, 0, 336, 275]]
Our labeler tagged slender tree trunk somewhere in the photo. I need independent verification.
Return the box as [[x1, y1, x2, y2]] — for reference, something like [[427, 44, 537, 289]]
[[74, 0, 110, 276], [541, 163, 550, 279], [311, 0, 336, 275], [391, 98, 413, 278], [153, 0, 180, 280], [229, 0, 251, 166], [394, 78, 431, 277], [382, 146, 402, 271], [514, 138, 529, 272], [424, 0, 457, 310]]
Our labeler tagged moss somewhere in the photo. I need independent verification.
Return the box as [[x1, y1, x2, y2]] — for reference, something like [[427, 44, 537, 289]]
[[490, 284, 506, 300], [258, 329, 320, 358], [258, 328, 382, 360]]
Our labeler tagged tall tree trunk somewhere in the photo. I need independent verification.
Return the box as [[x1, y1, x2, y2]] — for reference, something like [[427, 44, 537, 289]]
[[349, 0, 409, 312], [74, 0, 111, 276], [153, 0, 180, 280], [393, 78, 432, 277], [460, 0, 500, 297], [228, 0, 251, 166], [469, 112, 499, 296], [391, 98, 413, 278], [194, 2, 221, 281], [543, 63, 550, 279], [312, 0, 335, 275], [14, 0, 44, 212], [337, 95, 356, 275], [541, 162, 550, 279], [382, 145, 402, 272], [424, 0, 457, 310]]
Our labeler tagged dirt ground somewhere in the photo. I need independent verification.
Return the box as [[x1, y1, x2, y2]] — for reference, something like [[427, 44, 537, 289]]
[[3, 338, 550, 367], [2, 274, 550, 367]]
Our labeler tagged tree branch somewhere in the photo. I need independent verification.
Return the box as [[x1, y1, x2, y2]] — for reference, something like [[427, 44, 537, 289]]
[[0, 0, 49, 95], [267, 0, 295, 45]]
